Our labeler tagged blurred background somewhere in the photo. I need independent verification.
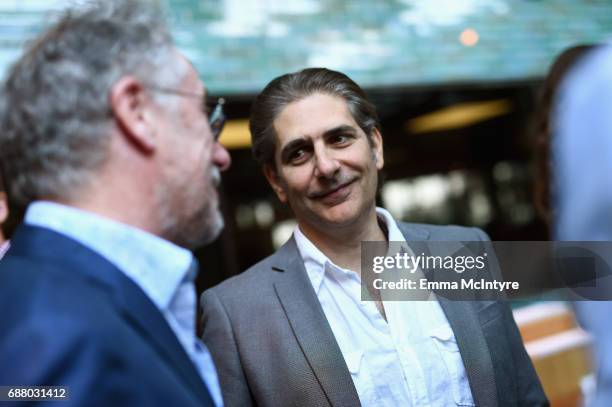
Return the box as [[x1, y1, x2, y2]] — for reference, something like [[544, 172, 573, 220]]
[[2, 0, 612, 283], [1, 1, 610, 405]]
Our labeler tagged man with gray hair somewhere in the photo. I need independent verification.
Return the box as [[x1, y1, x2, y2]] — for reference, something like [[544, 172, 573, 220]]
[[0, 1, 230, 406]]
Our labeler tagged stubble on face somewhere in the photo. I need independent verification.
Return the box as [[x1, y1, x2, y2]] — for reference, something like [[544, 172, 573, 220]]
[[155, 172, 224, 249], [271, 93, 382, 234], [154, 59, 225, 249]]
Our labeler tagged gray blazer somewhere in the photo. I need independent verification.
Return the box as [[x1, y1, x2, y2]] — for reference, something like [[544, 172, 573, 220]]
[[201, 222, 548, 407]]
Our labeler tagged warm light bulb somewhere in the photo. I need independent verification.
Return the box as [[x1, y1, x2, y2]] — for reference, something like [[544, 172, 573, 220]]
[[460, 28, 479, 47]]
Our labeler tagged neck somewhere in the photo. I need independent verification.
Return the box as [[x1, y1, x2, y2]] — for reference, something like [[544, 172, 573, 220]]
[[56, 167, 160, 237], [299, 207, 387, 273], [60, 197, 156, 235], [53, 128, 167, 239]]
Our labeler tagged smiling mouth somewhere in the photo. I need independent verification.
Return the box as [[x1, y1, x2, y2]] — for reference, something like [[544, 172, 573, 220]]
[[311, 178, 356, 200]]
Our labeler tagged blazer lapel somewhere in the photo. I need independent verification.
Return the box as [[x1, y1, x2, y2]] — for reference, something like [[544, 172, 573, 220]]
[[398, 222, 499, 407], [10, 226, 215, 406], [272, 239, 361, 407], [112, 275, 216, 406], [437, 298, 498, 407]]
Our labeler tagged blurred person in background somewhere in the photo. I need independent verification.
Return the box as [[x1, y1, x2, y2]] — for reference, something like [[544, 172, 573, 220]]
[[533, 45, 596, 227], [553, 43, 612, 407], [0, 171, 9, 259], [201, 67, 547, 407], [0, 0, 230, 405]]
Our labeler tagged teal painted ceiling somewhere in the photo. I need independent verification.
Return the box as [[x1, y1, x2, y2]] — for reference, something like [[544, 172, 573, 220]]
[[1, 0, 611, 94]]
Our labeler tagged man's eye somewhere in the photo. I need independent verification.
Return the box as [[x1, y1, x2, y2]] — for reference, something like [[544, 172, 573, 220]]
[[331, 134, 351, 145], [289, 148, 309, 164]]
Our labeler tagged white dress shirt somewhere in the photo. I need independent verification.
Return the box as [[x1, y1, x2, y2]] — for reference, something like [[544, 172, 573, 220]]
[[25, 201, 223, 407], [294, 207, 475, 406]]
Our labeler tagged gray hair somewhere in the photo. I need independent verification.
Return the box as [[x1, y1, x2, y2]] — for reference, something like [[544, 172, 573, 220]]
[[0, 0, 184, 208], [249, 67, 380, 169]]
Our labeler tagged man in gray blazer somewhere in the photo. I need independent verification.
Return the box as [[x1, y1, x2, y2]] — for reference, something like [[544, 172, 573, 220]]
[[201, 68, 547, 407]]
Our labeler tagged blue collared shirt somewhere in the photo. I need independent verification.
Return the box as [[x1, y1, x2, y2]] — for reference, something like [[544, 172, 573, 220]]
[[25, 201, 223, 406], [0, 240, 9, 260]]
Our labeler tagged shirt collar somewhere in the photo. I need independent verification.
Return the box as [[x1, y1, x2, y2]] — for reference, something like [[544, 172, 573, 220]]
[[0, 240, 10, 259], [25, 201, 195, 310], [294, 207, 407, 293], [293, 225, 329, 293]]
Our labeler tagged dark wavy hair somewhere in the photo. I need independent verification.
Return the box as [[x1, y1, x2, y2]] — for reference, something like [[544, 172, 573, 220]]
[[249, 68, 380, 170]]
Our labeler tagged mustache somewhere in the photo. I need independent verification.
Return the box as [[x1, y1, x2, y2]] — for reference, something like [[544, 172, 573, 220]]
[[308, 175, 356, 199]]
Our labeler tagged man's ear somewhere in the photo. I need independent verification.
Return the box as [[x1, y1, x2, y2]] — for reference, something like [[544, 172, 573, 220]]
[[371, 128, 384, 170], [263, 164, 287, 204], [109, 76, 156, 154]]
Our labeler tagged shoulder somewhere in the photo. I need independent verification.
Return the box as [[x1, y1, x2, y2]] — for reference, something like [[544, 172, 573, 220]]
[[0, 306, 196, 405], [0, 254, 135, 348], [0, 255, 111, 314], [203, 251, 280, 304], [0, 279, 130, 385], [397, 221, 490, 241]]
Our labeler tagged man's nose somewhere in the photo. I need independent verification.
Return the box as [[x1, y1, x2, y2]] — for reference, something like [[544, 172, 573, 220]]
[[313, 147, 340, 179], [214, 142, 232, 172]]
